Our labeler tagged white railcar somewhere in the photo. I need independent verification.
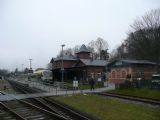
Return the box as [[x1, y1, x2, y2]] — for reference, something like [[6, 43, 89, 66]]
[[34, 70, 52, 81]]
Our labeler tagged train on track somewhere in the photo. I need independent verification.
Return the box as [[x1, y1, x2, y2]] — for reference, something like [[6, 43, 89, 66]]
[[34, 69, 52, 80], [27, 70, 52, 82], [151, 74, 160, 88]]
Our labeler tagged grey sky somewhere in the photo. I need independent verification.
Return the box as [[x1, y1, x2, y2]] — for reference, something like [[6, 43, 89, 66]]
[[0, 0, 159, 71]]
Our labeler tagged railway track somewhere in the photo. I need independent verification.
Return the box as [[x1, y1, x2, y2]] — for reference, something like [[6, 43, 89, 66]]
[[0, 91, 6, 95], [0, 102, 18, 120], [97, 92, 160, 106], [25, 97, 92, 120], [8, 80, 44, 94], [5, 80, 94, 120], [1, 100, 67, 120]]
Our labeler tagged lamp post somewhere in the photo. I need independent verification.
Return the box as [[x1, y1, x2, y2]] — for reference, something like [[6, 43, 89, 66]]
[[83, 69, 86, 82], [21, 64, 24, 72], [29, 59, 33, 74], [61, 44, 65, 83], [81, 69, 86, 93], [29, 59, 32, 70], [50, 58, 54, 81]]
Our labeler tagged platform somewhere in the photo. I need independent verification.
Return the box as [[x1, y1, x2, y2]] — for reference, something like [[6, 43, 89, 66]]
[[0, 86, 115, 101], [0, 79, 115, 101]]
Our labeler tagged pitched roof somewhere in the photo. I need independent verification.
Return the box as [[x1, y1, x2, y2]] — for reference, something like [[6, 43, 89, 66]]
[[80, 59, 107, 66], [120, 59, 156, 65], [77, 44, 90, 53], [50, 58, 54, 63], [107, 59, 156, 67], [54, 54, 77, 61]]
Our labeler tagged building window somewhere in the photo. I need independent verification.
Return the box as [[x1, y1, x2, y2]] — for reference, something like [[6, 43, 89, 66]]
[[112, 71, 116, 78], [115, 61, 122, 66], [126, 74, 131, 79], [122, 70, 127, 78], [91, 73, 94, 79], [97, 73, 101, 78]]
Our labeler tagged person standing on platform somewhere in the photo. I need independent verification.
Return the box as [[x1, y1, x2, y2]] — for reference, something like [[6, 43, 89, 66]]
[[90, 78, 95, 90]]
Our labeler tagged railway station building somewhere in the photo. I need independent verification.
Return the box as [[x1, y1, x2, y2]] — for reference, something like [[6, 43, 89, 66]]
[[50, 44, 107, 82], [107, 59, 158, 84]]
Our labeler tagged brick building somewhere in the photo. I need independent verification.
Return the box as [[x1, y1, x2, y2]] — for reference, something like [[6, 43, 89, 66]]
[[50, 44, 107, 82], [107, 59, 157, 84]]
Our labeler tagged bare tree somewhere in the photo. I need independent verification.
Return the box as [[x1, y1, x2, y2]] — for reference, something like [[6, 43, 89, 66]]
[[100, 49, 109, 60], [109, 49, 119, 62], [72, 45, 81, 54], [88, 37, 109, 59], [125, 9, 160, 63], [88, 38, 109, 53], [95, 37, 109, 53], [110, 9, 160, 63], [57, 48, 74, 57], [56, 37, 109, 60], [131, 9, 160, 30], [46, 63, 52, 70]]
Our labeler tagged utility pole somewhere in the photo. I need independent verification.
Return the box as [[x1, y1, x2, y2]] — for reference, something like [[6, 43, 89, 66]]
[[61, 44, 65, 83], [29, 59, 32, 70], [22, 64, 24, 72]]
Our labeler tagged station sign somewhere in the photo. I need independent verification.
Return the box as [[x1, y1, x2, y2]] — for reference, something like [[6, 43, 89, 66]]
[[73, 81, 78, 87]]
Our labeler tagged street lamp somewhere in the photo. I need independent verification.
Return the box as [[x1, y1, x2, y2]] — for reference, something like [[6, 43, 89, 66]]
[[83, 69, 86, 81], [61, 44, 65, 83], [50, 58, 54, 81], [29, 59, 33, 73], [22, 64, 24, 72], [29, 59, 32, 70]]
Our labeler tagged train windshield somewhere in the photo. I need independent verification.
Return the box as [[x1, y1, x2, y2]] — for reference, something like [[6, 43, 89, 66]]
[[43, 71, 52, 77], [152, 75, 160, 80]]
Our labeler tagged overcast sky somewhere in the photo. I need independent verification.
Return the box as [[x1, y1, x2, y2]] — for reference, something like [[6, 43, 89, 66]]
[[0, 0, 159, 71]]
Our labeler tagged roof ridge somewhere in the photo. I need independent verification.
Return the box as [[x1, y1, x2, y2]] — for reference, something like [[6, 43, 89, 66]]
[[77, 44, 90, 53]]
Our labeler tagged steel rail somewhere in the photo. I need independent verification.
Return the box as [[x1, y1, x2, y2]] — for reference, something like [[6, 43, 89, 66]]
[[97, 92, 160, 105], [2, 81, 68, 120], [19, 100, 68, 120], [44, 98, 92, 120], [7, 80, 95, 120], [32, 98, 65, 115], [0, 91, 6, 95], [0, 102, 26, 120], [7, 81, 68, 118]]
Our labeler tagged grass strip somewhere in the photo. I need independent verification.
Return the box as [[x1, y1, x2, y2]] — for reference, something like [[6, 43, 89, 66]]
[[52, 94, 160, 120], [108, 88, 160, 100]]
